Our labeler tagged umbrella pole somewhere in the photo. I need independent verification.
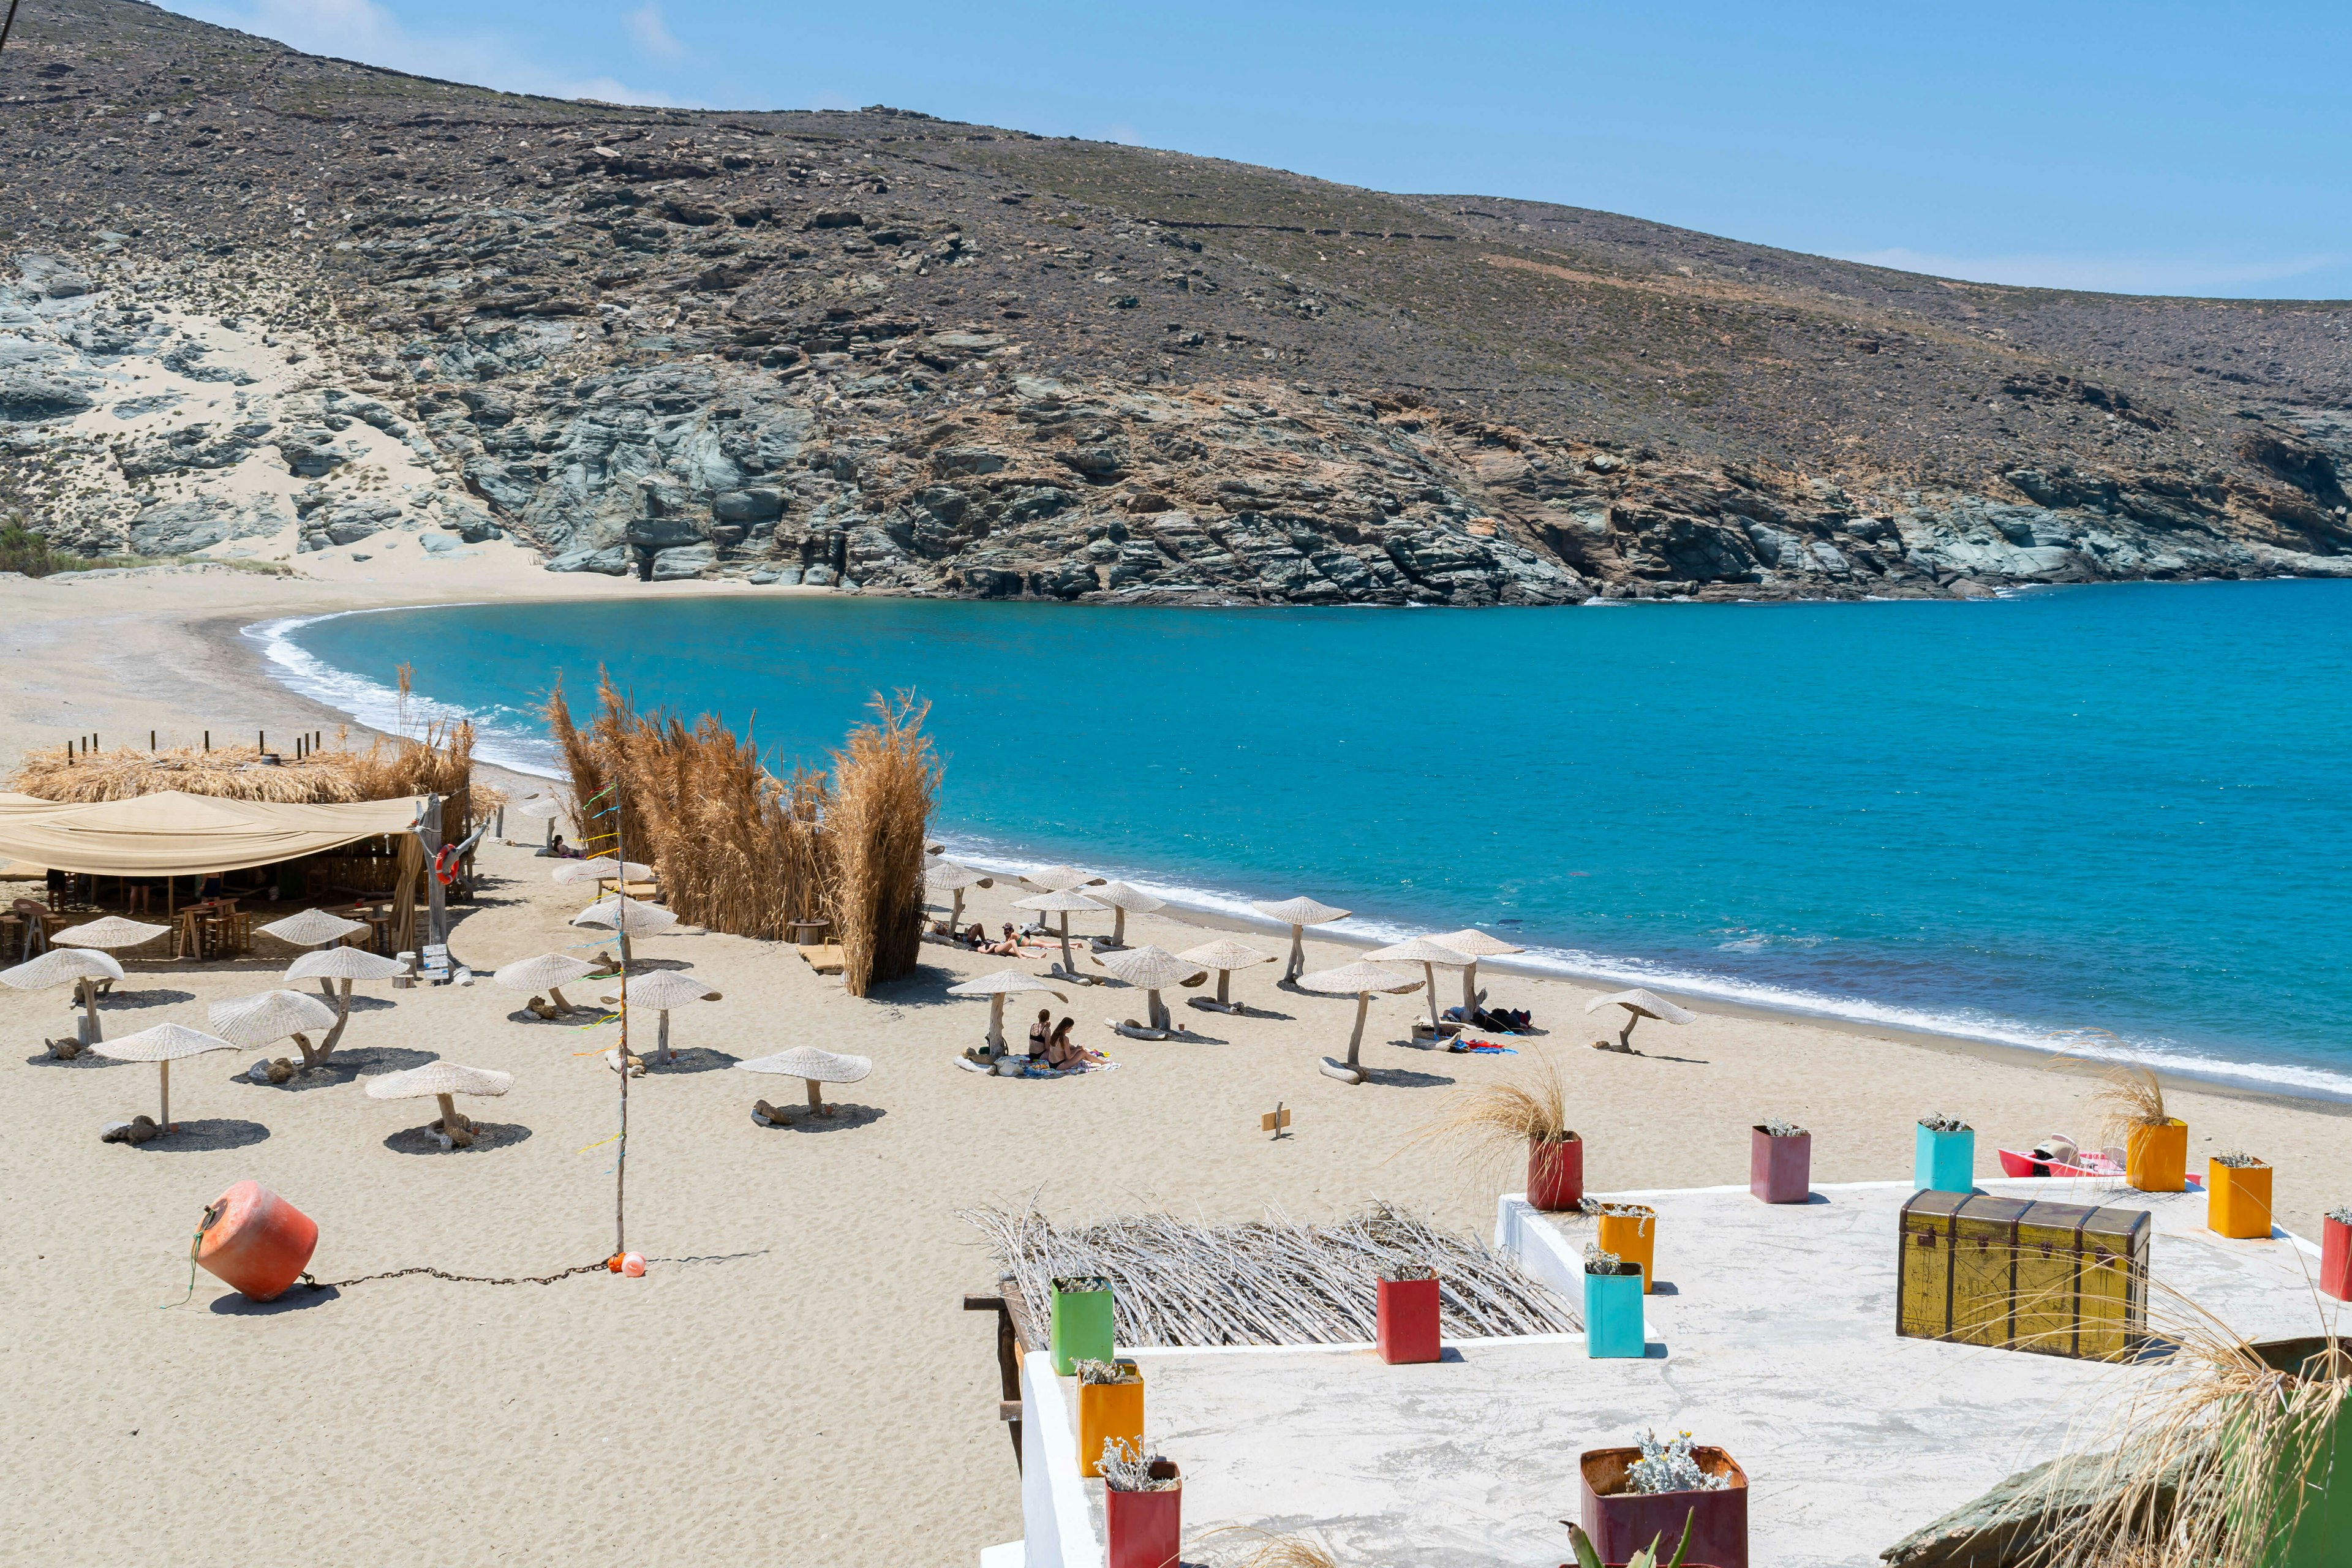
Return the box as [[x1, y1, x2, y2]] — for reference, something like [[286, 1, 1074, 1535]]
[[951, 889, 965, 930], [549, 984, 573, 1014], [1424, 963, 1441, 1030], [1463, 961, 1480, 1014], [1058, 914, 1074, 977], [435, 1091, 469, 1134], [805, 1078, 831, 1117], [316, 943, 338, 1003], [320, 978, 352, 1057], [1147, 987, 1167, 1032], [658, 1009, 673, 1066], [1347, 992, 1370, 1066], [1285, 925, 1305, 984], [1217, 969, 1231, 1005], [987, 995, 1006, 1054], [159, 1058, 170, 1131], [1112, 907, 1126, 946]]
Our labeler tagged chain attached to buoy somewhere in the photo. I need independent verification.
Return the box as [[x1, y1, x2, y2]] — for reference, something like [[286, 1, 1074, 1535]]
[[159, 1200, 227, 1311], [298, 1259, 612, 1290]]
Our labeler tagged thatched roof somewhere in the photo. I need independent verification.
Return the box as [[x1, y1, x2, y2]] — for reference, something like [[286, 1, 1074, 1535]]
[[366, 1061, 513, 1101], [92, 1022, 237, 1062], [1253, 896, 1350, 927]]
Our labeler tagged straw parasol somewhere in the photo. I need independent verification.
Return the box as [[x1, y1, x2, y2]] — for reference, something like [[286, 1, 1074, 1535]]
[[286, 944, 405, 1057], [513, 794, 562, 852], [209, 987, 340, 1069], [1022, 863, 1105, 894], [738, 1045, 872, 1118], [1090, 944, 1207, 1033], [1175, 937, 1275, 1009], [553, 856, 654, 888], [1296, 958, 1422, 1084], [946, 970, 1069, 1054], [56, 914, 172, 955], [1367, 936, 1475, 1031], [1585, 987, 1698, 1053], [257, 909, 368, 998], [1012, 888, 1107, 979], [2, 944, 125, 1044], [493, 952, 603, 1016], [927, 860, 994, 930], [620, 968, 721, 1065], [1430, 927, 1525, 1014], [1087, 881, 1164, 948], [571, 893, 677, 966], [1252, 895, 1351, 983], [92, 1021, 236, 1130], [366, 1059, 513, 1147]]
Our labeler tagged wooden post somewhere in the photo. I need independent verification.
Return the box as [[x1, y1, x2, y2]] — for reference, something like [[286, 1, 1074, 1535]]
[[657, 1008, 672, 1066], [203, 730, 209, 752], [422, 793, 446, 951], [159, 1058, 171, 1131], [80, 977, 101, 1045]]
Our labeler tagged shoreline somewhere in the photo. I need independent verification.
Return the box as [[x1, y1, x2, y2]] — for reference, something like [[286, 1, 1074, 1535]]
[[230, 590, 2352, 1114]]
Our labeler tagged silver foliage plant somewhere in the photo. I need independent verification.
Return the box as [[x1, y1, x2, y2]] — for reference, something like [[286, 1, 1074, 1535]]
[[1918, 1113, 1970, 1133], [2328, 1205, 2352, 1226], [1584, 1244, 1638, 1277], [2211, 1150, 2264, 1169], [1099, 1439, 1177, 1492], [1626, 1429, 1731, 1496], [1759, 1118, 1807, 1137], [1074, 1358, 1140, 1385]]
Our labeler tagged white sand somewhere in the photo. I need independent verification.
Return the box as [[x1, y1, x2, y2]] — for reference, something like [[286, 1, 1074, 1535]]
[[2, 578, 2348, 1565]]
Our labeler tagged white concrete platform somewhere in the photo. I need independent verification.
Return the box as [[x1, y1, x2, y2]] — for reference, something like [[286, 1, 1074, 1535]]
[[1017, 1179, 2331, 1568]]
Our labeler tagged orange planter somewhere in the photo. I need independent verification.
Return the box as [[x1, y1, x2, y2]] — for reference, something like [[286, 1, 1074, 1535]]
[[2206, 1159, 2274, 1240], [1596, 1206, 1657, 1294], [1077, 1363, 1145, 1479], [2126, 1118, 2188, 1193]]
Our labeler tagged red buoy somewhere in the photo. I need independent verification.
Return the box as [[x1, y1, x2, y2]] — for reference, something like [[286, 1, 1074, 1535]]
[[195, 1181, 319, 1302]]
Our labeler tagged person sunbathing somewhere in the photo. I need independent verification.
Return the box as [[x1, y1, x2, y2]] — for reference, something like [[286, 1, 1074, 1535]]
[[1045, 1016, 1085, 1068], [980, 923, 1023, 957]]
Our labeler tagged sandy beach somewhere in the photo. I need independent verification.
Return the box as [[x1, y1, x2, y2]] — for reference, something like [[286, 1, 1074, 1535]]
[[4, 573, 2350, 1566]]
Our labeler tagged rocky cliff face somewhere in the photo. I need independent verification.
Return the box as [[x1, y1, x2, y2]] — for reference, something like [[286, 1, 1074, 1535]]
[[2, 0, 2348, 602]]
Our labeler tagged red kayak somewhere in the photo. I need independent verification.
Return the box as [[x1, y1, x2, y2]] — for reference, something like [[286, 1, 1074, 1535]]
[[1997, 1139, 2126, 1179]]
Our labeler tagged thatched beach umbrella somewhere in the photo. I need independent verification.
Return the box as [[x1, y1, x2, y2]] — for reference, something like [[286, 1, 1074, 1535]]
[[285, 944, 405, 1057], [1585, 987, 1698, 1053], [1013, 888, 1107, 979], [2, 945, 125, 1045], [571, 893, 677, 966], [1022, 864, 1105, 894], [1430, 927, 1525, 1014], [257, 909, 368, 999], [1367, 936, 1475, 1031], [738, 1045, 872, 1118], [927, 861, 994, 930], [621, 969, 721, 1065], [1175, 937, 1275, 1009], [1087, 881, 1164, 948], [93, 1021, 236, 1131], [1297, 958, 1422, 1084], [514, 795, 562, 853], [366, 1059, 513, 1148], [56, 915, 172, 954], [553, 856, 654, 890], [946, 970, 1068, 1054], [1091, 944, 1206, 1033], [210, 988, 340, 1070], [1252, 895, 1351, 984], [493, 952, 603, 1016]]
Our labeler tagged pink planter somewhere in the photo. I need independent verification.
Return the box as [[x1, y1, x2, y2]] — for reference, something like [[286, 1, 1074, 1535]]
[[1580, 1447, 1748, 1568], [1528, 1134, 1585, 1211], [1105, 1460, 1182, 1568], [1750, 1128, 1811, 1204]]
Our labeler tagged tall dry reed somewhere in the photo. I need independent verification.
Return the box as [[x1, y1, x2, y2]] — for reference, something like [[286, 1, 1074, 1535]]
[[824, 693, 937, 995]]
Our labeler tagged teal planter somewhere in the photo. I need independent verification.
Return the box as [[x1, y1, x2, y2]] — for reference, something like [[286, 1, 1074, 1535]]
[[1049, 1278, 1115, 1375], [1915, 1124, 1975, 1194], [1585, 1268, 1645, 1359]]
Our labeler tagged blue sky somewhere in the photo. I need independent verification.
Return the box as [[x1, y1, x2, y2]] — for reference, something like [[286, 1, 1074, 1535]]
[[171, 1, 2350, 300]]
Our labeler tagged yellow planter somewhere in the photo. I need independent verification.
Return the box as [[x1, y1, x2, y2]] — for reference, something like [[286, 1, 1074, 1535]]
[[1596, 1207, 1657, 1295], [2126, 1118, 2187, 1192], [2207, 1159, 2274, 1240], [1077, 1362, 1144, 1478]]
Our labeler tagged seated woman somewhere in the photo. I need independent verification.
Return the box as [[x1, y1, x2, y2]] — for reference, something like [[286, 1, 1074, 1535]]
[[965, 922, 989, 948], [980, 922, 1023, 957], [1044, 1017, 1085, 1068]]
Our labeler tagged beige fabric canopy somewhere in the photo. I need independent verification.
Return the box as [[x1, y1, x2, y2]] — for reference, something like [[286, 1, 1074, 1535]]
[[0, 790, 422, 876]]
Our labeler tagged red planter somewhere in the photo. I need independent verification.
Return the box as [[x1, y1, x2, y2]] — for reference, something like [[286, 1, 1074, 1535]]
[[1579, 1448, 1748, 1568], [1105, 1460, 1182, 1568], [1750, 1128, 1811, 1204], [1377, 1275, 1442, 1364], [1528, 1134, 1585, 1211], [2324, 1216, 2352, 1302]]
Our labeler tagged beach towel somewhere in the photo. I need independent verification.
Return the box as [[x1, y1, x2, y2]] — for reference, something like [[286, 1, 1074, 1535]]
[[1450, 1039, 1518, 1054]]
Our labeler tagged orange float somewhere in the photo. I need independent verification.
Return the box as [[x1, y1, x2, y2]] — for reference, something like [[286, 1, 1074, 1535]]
[[195, 1180, 318, 1302]]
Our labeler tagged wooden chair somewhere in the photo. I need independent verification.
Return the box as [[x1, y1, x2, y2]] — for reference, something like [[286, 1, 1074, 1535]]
[[218, 912, 255, 957]]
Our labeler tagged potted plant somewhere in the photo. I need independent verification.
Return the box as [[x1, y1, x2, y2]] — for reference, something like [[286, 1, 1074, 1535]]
[[1076, 1359, 1144, 1479], [2204, 1152, 2274, 1240], [2094, 1065, 2186, 1192], [1050, 1274, 1115, 1374], [1584, 1244, 1645, 1359], [1579, 1430, 1747, 1568], [1914, 1113, 1974, 1194], [1749, 1119, 1810, 1204], [2325, 1207, 2352, 1302], [1376, 1263, 1442, 1365], [1567, 1509, 1705, 1568], [1101, 1442, 1182, 1568], [1410, 1050, 1582, 1210], [1588, 1200, 1657, 1294]]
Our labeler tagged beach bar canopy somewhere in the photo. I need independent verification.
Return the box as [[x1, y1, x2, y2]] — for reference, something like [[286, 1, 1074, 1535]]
[[0, 790, 424, 877]]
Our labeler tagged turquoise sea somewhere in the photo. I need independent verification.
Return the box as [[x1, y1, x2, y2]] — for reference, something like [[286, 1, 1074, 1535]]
[[255, 581, 2352, 1097]]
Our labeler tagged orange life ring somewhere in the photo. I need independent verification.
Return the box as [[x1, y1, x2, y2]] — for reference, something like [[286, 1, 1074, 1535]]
[[432, 845, 461, 886]]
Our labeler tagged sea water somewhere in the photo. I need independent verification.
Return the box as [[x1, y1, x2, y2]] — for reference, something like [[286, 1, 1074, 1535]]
[[257, 580, 2352, 1096]]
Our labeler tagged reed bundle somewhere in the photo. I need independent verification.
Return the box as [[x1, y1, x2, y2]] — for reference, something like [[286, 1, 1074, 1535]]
[[825, 693, 938, 996], [1408, 1049, 1575, 1172], [962, 1199, 1578, 1347], [2090, 1063, 2171, 1145], [13, 739, 368, 804]]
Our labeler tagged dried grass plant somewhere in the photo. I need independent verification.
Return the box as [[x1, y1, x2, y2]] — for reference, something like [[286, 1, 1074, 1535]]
[[1198, 1527, 1342, 1568], [2090, 1063, 2173, 1147], [2016, 1281, 2351, 1568], [1408, 1049, 1576, 1175], [824, 692, 938, 997]]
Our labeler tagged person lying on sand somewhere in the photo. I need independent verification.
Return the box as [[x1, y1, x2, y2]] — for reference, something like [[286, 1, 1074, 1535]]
[[548, 834, 585, 860], [981, 923, 1025, 957]]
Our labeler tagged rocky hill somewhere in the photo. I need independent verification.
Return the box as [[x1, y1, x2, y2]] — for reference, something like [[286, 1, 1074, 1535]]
[[3, 0, 2349, 603]]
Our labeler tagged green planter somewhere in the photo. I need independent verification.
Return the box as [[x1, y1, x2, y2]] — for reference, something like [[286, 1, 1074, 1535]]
[[1049, 1276, 1115, 1375], [2242, 1337, 2350, 1567]]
